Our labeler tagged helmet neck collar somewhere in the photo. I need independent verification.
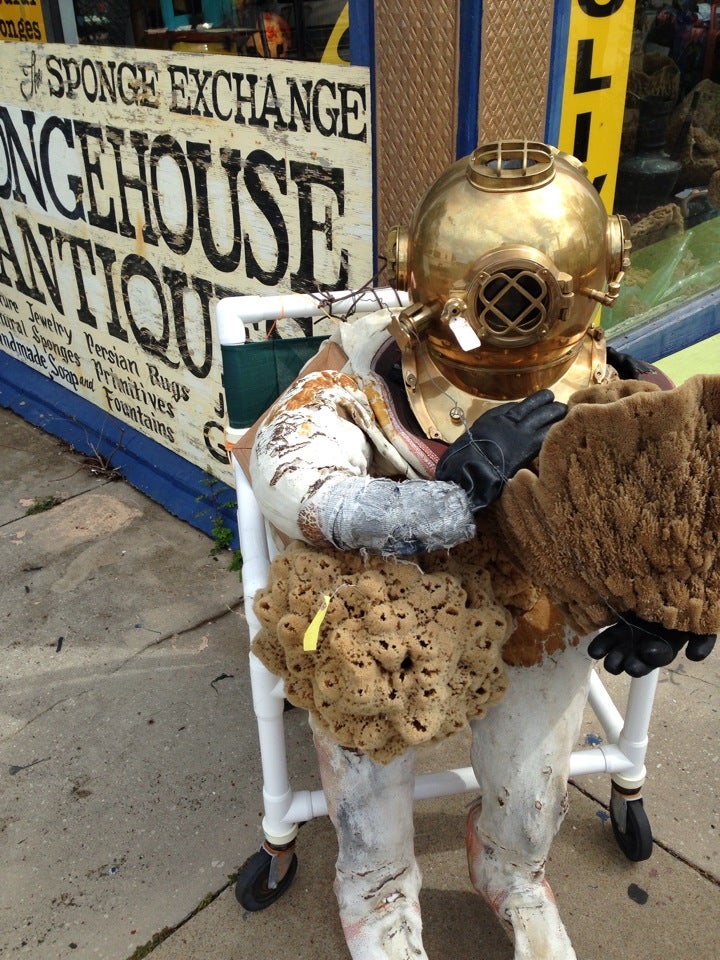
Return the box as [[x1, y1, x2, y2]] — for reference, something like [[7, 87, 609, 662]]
[[398, 329, 608, 443]]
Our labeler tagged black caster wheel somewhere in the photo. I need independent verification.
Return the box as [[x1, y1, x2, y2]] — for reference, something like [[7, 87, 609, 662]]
[[610, 792, 653, 862], [235, 846, 298, 911]]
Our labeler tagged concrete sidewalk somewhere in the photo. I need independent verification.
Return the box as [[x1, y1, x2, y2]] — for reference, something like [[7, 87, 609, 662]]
[[1, 408, 718, 960]]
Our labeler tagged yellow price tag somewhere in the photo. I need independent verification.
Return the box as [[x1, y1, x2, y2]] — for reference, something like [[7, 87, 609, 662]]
[[303, 595, 331, 651]]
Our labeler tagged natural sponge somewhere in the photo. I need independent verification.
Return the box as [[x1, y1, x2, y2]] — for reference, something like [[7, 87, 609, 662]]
[[496, 375, 720, 636], [252, 539, 514, 762]]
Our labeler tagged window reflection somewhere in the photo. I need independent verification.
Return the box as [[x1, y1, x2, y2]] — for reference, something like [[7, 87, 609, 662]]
[[608, 1, 720, 329], [121, 1, 349, 63]]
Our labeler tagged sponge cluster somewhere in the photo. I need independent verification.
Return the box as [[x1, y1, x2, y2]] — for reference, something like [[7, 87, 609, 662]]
[[253, 539, 515, 762], [497, 375, 720, 636]]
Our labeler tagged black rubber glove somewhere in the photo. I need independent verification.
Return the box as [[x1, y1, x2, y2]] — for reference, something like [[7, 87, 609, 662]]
[[434, 389, 567, 513], [606, 345, 655, 380], [588, 612, 716, 677]]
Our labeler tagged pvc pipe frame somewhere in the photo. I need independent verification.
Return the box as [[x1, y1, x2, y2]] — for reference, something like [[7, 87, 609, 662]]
[[234, 469, 659, 836], [250, 637, 659, 838], [220, 290, 659, 841]]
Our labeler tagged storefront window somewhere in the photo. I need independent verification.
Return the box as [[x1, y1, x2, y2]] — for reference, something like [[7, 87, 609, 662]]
[[57, 1, 354, 63], [607, 1, 720, 333]]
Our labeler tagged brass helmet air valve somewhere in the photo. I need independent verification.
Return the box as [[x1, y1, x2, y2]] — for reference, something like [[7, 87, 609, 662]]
[[580, 214, 632, 307], [389, 300, 441, 351]]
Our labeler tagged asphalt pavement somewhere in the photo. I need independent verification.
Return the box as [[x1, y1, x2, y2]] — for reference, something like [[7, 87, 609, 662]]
[[1, 406, 718, 960]]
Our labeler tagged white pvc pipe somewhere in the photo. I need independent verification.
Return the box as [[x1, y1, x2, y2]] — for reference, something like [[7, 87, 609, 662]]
[[569, 744, 634, 778], [234, 461, 270, 640], [285, 767, 484, 824], [215, 288, 409, 345], [412, 767, 479, 799], [282, 742, 641, 829], [587, 668, 625, 744], [614, 669, 659, 789], [286, 788, 328, 823], [249, 652, 299, 846], [620, 669, 659, 743]]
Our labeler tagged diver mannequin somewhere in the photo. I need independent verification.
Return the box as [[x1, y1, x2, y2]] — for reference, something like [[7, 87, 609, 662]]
[[248, 141, 715, 959]]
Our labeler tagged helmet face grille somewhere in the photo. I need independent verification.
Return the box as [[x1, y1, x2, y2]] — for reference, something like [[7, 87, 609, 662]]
[[475, 268, 549, 342]]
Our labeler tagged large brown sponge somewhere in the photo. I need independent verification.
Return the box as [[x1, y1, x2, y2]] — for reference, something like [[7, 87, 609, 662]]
[[252, 538, 521, 763], [495, 375, 720, 636]]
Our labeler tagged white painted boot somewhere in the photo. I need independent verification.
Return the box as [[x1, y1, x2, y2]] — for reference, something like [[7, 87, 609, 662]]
[[312, 719, 428, 960], [467, 642, 593, 960]]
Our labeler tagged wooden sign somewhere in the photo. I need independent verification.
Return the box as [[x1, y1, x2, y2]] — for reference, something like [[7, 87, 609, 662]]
[[0, 42, 373, 474]]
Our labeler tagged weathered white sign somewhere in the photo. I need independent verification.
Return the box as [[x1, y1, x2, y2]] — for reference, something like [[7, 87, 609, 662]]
[[0, 42, 373, 473]]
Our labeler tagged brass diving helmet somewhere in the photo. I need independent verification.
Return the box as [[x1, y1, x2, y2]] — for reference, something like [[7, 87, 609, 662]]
[[388, 140, 630, 441]]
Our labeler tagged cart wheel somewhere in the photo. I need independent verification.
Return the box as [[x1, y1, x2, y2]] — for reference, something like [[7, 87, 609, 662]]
[[610, 794, 653, 862], [235, 847, 298, 911]]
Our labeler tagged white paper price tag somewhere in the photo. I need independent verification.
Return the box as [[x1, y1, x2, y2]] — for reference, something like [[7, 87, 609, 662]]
[[449, 316, 482, 351]]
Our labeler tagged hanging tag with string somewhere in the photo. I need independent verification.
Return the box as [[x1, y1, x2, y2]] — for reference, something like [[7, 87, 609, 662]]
[[303, 594, 332, 651]]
